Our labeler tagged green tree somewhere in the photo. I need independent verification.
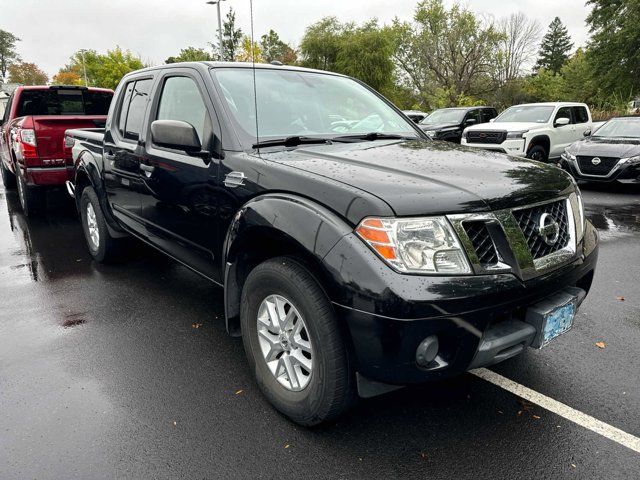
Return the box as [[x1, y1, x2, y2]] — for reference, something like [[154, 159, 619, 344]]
[[392, 0, 502, 107], [7, 62, 48, 85], [587, 0, 640, 98], [335, 21, 395, 94], [55, 47, 144, 89], [524, 68, 565, 101], [211, 8, 243, 61], [166, 47, 213, 64], [299, 17, 343, 70], [0, 29, 21, 82], [260, 29, 297, 64], [535, 17, 573, 74], [559, 48, 597, 103]]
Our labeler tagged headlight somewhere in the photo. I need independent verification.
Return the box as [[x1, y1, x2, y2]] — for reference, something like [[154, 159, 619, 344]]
[[620, 155, 640, 165], [506, 130, 529, 139], [355, 217, 472, 274], [563, 148, 576, 161]]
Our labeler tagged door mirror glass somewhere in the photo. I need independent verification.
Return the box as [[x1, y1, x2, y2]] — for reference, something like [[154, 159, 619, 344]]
[[151, 120, 202, 152], [465, 118, 477, 126], [489, 118, 495, 123], [554, 117, 570, 127]]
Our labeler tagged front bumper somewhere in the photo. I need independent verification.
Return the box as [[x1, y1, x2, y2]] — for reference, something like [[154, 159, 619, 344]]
[[323, 221, 598, 385], [559, 156, 640, 183], [461, 138, 527, 156]]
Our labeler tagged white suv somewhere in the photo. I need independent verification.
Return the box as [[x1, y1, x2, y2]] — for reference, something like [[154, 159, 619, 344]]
[[461, 102, 593, 162]]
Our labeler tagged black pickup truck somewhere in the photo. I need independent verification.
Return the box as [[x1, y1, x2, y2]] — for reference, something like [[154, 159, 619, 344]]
[[65, 62, 598, 426]]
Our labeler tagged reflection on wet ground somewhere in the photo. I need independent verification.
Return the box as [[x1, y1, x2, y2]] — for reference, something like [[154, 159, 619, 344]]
[[586, 203, 640, 239]]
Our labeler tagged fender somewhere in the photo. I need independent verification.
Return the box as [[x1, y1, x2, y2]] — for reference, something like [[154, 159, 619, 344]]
[[222, 193, 354, 334], [74, 150, 127, 238]]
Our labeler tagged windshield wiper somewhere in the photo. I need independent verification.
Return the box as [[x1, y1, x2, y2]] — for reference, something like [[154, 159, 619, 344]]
[[252, 136, 333, 149], [332, 132, 416, 142]]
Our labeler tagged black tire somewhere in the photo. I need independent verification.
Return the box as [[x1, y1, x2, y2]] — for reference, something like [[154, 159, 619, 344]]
[[16, 169, 46, 217], [240, 257, 356, 426], [1, 161, 16, 189], [79, 186, 123, 262], [527, 145, 548, 162]]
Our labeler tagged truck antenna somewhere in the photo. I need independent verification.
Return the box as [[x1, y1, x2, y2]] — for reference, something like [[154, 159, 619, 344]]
[[250, 0, 260, 153]]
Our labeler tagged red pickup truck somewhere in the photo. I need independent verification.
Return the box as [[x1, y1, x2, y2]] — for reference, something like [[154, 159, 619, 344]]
[[0, 85, 113, 215]]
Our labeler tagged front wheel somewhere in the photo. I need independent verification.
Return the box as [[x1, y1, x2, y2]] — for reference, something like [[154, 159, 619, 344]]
[[79, 186, 123, 262], [240, 257, 356, 426], [527, 145, 548, 162]]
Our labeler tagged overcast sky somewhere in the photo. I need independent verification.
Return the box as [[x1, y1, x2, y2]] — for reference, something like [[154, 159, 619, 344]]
[[2, 0, 592, 78]]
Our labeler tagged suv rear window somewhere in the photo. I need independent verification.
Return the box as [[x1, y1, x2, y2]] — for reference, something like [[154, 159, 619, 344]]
[[16, 89, 113, 117]]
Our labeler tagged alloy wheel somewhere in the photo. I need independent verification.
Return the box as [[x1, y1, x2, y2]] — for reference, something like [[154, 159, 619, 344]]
[[86, 202, 100, 250], [256, 294, 313, 391]]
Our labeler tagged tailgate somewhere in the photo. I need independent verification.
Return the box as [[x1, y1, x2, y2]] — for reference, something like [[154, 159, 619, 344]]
[[32, 115, 107, 161]]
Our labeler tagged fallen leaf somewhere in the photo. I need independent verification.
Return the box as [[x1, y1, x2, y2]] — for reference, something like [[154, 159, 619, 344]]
[[571, 464, 576, 469], [595, 341, 606, 349], [235, 389, 244, 395], [284, 444, 290, 449], [497, 410, 503, 414], [192, 323, 202, 329], [533, 415, 541, 419], [420, 451, 428, 460], [172, 421, 177, 426], [616, 296, 625, 301]]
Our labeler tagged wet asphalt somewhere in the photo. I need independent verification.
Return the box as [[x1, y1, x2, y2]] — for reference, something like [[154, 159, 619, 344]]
[[0, 182, 639, 480]]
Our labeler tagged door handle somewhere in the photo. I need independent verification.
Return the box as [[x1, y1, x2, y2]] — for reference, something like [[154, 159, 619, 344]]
[[104, 150, 116, 161], [140, 163, 155, 177]]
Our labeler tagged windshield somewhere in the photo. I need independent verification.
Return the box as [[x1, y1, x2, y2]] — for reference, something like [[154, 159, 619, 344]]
[[593, 118, 640, 138], [211, 68, 417, 147], [16, 89, 113, 117], [494, 105, 555, 123], [420, 108, 466, 125]]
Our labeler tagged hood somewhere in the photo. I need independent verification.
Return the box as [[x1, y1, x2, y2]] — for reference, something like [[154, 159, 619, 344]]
[[567, 136, 640, 159], [419, 122, 460, 132], [264, 140, 573, 217], [465, 121, 543, 132]]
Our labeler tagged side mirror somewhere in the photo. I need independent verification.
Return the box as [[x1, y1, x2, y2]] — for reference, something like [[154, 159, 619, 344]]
[[583, 129, 592, 137], [489, 118, 495, 123], [151, 120, 202, 153], [554, 117, 570, 127], [465, 118, 477, 126]]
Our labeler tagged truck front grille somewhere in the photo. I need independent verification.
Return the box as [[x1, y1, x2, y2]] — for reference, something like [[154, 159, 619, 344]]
[[466, 131, 507, 144], [576, 156, 619, 176], [463, 221, 498, 265], [512, 200, 570, 260], [448, 196, 578, 280]]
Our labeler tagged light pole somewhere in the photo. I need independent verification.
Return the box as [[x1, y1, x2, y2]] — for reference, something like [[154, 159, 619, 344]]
[[206, 0, 226, 61]]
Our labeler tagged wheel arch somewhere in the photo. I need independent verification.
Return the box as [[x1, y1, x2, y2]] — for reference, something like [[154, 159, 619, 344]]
[[222, 194, 353, 337], [527, 135, 551, 155]]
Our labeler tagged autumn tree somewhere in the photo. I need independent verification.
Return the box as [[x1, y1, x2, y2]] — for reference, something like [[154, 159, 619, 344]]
[[8, 62, 48, 85], [260, 30, 297, 64], [0, 29, 21, 82], [52, 71, 83, 86], [535, 17, 573, 74], [235, 36, 264, 63]]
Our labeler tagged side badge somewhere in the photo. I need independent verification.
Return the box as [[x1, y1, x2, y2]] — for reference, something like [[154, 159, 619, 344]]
[[224, 171, 245, 188]]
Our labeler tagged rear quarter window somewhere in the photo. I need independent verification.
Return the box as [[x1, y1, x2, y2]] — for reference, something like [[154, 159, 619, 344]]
[[572, 106, 589, 124]]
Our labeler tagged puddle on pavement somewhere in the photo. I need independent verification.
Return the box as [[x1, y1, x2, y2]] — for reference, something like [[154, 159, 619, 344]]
[[585, 203, 640, 240]]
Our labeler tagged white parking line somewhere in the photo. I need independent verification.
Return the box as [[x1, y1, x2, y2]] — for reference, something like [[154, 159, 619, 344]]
[[471, 368, 640, 455]]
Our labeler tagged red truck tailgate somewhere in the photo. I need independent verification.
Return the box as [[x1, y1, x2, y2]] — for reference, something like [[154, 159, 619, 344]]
[[32, 115, 107, 161]]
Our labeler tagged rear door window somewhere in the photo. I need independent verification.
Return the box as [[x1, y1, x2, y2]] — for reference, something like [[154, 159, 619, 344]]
[[481, 109, 497, 122], [118, 78, 153, 141], [15, 89, 113, 117], [572, 106, 589, 124]]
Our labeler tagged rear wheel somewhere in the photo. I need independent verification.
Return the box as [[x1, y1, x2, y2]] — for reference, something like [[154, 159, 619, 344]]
[[1, 161, 16, 189], [80, 186, 123, 262], [16, 169, 46, 217], [240, 257, 356, 426], [527, 145, 548, 162]]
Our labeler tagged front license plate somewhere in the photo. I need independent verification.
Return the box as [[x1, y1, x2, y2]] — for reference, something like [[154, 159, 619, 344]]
[[541, 301, 575, 347]]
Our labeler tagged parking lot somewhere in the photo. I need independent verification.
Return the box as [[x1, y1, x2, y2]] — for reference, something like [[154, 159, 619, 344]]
[[0, 182, 638, 480]]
